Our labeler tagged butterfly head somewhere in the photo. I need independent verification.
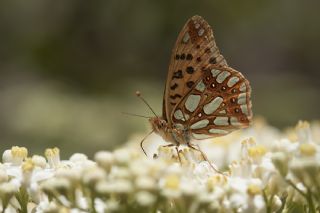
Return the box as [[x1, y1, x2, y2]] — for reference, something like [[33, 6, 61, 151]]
[[149, 117, 168, 134]]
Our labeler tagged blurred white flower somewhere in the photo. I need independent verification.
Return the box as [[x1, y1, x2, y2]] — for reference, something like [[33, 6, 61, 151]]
[[0, 119, 319, 212], [94, 151, 114, 171], [32, 155, 47, 169], [135, 191, 156, 206]]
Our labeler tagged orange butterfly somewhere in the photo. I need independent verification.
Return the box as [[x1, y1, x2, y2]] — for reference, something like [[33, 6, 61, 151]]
[[136, 15, 252, 161]]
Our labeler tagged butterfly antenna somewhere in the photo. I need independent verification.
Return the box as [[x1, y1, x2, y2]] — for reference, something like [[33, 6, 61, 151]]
[[122, 112, 151, 119], [135, 91, 158, 117], [140, 130, 154, 156]]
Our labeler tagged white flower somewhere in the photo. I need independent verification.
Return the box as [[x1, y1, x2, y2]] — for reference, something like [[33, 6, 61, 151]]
[[109, 166, 131, 179], [271, 138, 299, 154], [32, 155, 47, 169], [2, 150, 12, 164], [44, 147, 60, 168], [95, 179, 133, 194], [0, 182, 18, 211], [2, 146, 28, 165], [82, 167, 106, 187], [0, 169, 8, 183], [135, 191, 156, 206], [192, 161, 217, 184], [295, 121, 313, 143], [41, 177, 71, 197], [0, 182, 17, 196], [160, 174, 181, 198], [254, 155, 275, 185], [113, 148, 132, 164], [271, 195, 282, 212], [69, 153, 88, 163], [104, 199, 119, 212], [0, 120, 318, 212], [55, 168, 81, 183], [21, 158, 35, 187], [180, 178, 201, 197], [229, 192, 247, 210], [135, 176, 156, 191], [94, 151, 114, 170], [229, 159, 253, 178]]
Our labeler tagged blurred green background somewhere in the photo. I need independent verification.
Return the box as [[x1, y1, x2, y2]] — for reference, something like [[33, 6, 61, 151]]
[[0, 0, 319, 157]]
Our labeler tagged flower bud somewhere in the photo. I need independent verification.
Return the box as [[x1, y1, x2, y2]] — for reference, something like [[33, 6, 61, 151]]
[[94, 151, 114, 171], [45, 148, 60, 168]]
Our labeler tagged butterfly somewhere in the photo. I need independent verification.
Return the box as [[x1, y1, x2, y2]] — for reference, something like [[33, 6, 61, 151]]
[[137, 15, 252, 156]]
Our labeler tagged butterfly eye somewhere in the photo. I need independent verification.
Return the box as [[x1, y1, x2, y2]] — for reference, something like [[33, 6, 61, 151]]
[[158, 121, 164, 127]]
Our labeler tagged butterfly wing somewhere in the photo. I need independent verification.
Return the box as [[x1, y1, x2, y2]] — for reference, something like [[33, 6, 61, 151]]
[[171, 65, 252, 140], [163, 15, 227, 126]]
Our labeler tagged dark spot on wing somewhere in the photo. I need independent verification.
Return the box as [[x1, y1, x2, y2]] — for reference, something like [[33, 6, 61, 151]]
[[186, 66, 194, 74], [186, 81, 195, 88], [170, 83, 178, 90], [170, 94, 182, 100], [186, 54, 193, 60], [172, 70, 183, 79]]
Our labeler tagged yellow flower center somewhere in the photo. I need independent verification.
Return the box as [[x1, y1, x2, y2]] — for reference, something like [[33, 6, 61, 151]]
[[299, 143, 316, 156], [296, 121, 310, 130], [22, 158, 35, 173], [207, 175, 227, 190], [248, 145, 266, 158], [164, 175, 180, 190], [247, 184, 261, 195], [45, 147, 60, 158], [11, 146, 28, 158]]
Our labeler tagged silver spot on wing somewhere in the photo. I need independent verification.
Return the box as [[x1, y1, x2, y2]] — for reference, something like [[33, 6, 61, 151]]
[[203, 97, 223, 115], [190, 119, 209, 130], [216, 71, 231, 83], [213, 117, 229, 126], [185, 95, 201, 112]]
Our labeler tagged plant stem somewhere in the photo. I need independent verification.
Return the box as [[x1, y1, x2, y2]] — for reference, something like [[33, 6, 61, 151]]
[[262, 189, 271, 213], [15, 187, 28, 213], [90, 193, 97, 213], [286, 179, 307, 197], [306, 189, 316, 213]]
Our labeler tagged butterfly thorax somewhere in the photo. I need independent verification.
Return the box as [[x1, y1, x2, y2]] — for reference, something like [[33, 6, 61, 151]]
[[149, 117, 190, 145]]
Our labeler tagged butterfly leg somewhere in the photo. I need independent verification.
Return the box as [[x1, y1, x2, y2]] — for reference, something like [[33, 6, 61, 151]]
[[187, 143, 223, 174], [140, 130, 154, 157], [175, 145, 182, 165]]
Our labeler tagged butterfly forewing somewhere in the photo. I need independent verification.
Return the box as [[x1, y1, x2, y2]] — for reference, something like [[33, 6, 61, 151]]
[[163, 15, 227, 126], [171, 65, 252, 140]]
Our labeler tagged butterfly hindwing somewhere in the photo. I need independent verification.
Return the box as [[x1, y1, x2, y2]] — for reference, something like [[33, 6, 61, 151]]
[[171, 65, 252, 139], [163, 15, 227, 126]]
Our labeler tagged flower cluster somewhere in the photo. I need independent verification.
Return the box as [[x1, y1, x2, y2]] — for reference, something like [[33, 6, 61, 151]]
[[0, 119, 319, 212]]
